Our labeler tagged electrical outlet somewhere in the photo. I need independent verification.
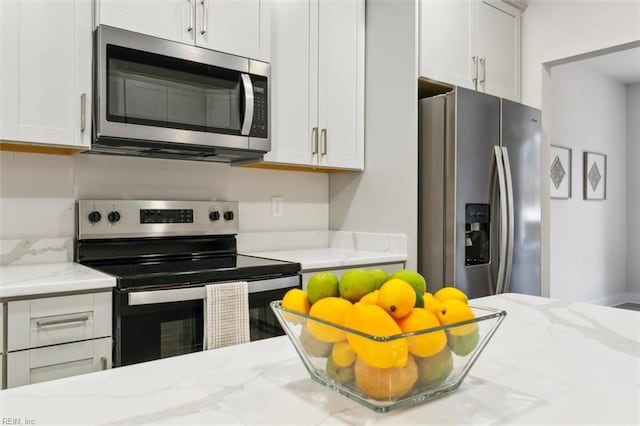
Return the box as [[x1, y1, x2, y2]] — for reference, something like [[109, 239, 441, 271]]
[[272, 196, 284, 217]]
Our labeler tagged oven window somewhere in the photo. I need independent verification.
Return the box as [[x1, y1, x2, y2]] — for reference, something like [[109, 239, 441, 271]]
[[116, 297, 203, 367], [106, 45, 242, 135], [248, 288, 291, 341]]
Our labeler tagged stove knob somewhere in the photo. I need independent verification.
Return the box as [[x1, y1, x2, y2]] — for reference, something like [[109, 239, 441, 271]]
[[108, 211, 121, 223], [223, 211, 235, 221], [209, 211, 221, 221], [88, 211, 102, 223]]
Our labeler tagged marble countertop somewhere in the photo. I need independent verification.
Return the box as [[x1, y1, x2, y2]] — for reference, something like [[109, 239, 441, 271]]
[[0, 262, 116, 298], [2, 293, 638, 425], [245, 247, 407, 271]]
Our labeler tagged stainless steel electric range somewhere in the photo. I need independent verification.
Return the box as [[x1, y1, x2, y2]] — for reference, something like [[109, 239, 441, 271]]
[[75, 200, 301, 367]]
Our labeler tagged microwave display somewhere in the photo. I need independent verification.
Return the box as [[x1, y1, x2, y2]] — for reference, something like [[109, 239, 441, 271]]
[[106, 45, 267, 139]]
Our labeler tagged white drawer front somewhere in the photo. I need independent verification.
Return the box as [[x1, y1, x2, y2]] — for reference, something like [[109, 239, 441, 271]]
[[7, 337, 112, 388], [8, 292, 112, 351]]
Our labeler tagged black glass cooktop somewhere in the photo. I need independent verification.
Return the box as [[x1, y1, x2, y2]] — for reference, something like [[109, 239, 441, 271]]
[[91, 254, 300, 290]]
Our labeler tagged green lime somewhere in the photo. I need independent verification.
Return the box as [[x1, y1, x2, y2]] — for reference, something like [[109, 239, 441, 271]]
[[414, 289, 424, 308], [339, 268, 377, 303], [391, 269, 427, 295], [368, 268, 390, 289], [306, 272, 339, 304]]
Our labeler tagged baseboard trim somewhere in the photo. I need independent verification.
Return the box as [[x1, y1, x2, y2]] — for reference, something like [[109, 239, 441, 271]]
[[584, 292, 640, 306]]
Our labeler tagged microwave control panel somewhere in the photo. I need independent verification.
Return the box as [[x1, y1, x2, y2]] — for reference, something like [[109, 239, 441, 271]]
[[250, 76, 268, 138]]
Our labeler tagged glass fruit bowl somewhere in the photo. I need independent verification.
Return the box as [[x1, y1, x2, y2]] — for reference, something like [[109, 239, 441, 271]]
[[271, 300, 506, 413]]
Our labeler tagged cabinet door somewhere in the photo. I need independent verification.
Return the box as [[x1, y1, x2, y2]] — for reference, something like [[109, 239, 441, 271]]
[[263, 0, 316, 166], [1, 0, 92, 148], [196, 0, 270, 61], [7, 338, 112, 388], [420, 0, 475, 90], [317, 0, 364, 170], [475, 0, 520, 101], [97, 0, 194, 45]]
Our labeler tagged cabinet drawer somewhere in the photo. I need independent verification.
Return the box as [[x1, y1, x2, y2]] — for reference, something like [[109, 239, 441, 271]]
[[8, 292, 112, 351], [7, 337, 112, 388]]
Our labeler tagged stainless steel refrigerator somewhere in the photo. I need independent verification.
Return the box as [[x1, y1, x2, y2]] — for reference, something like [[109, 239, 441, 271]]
[[418, 86, 541, 299]]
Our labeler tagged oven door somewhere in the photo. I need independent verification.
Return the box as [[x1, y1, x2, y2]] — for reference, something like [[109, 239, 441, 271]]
[[113, 276, 300, 367]]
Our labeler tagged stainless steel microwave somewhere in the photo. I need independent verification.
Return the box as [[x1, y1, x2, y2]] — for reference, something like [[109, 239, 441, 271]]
[[90, 25, 270, 164]]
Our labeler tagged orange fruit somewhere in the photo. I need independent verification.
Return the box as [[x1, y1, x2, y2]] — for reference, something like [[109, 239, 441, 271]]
[[436, 299, 476, 336], [359, 289, 379, 304], [396, 308, 447, 358], [434, 287, 468, 304], [354, 355, 418, 400], [307, 297, 353, 342], [423, 292, 442, 316], [377, 279, 416, 319], [345, 302, 408, 368], [281, 288, 311, 324]]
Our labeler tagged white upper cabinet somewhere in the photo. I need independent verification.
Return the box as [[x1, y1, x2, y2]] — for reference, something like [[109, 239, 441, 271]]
[[420, 0, 521, 101], [0, 0, 92, 148], [265, 0, 364, 171], [97, 0, 271, 61]]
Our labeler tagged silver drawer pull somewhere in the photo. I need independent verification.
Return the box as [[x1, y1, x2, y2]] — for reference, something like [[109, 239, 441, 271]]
[[36, 315, 90, 328]]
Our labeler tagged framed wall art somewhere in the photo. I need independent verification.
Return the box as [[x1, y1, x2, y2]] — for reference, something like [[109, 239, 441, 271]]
[[583, 151, 606, 200], [550, 145, 572, 199]]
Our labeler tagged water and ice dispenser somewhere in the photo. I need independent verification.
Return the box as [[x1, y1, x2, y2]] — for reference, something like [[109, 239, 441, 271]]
[[465, 204, 490, 266]]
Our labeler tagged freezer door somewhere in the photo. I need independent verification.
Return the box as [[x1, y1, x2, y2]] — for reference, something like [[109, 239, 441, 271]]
[[454, 88, 501, 299], [501, 99, 541, 295]]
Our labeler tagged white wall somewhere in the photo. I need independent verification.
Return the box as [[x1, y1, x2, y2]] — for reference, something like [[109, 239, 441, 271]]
[[329, 0, 419, 269], [522, 0, 640, 108], [548, 63, 627, 303], [627, 83, 640, 297], [0, 151, 328, 239]]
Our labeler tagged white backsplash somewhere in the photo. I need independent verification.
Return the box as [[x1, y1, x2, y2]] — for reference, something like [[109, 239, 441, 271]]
[[0, 238, 73, 266]]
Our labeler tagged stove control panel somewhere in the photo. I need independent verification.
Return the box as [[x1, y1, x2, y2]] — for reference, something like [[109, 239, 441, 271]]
[[77, 200, 239, 239]]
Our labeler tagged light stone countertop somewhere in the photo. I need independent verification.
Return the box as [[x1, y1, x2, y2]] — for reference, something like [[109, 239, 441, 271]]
[[0, 262, 116, 298], [1, 293, 638, 425], [245, 247, 407, 271]]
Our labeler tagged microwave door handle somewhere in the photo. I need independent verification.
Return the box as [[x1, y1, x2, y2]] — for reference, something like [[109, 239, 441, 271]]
[[240, 73, 254, 136]]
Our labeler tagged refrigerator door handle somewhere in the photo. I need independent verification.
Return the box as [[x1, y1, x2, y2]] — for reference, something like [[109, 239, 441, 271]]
[[501, 146, 515, 293], [494, 146, 508, 294]]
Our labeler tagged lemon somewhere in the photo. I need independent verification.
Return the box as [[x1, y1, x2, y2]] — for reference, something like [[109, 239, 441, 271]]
[[359, 289, 379, 304], [376, 279, 416, 319], [345, 302, 408, 368], [368, 268, 390, 289], [436, 299, 476, 336], [339, 269, 377, 303], [396, 308, 447, 358], [331, 341, 356, 368], [281, 288, 311, 324], [423, 292, 442, 316], [306, 272, 340, 304], [434, 286, 468, 304], [391, 269, 427, 295], [307, 297, 353, 342]]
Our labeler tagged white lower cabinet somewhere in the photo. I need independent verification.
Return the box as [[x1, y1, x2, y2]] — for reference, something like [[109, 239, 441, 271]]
[[302, 262, 406, 290], [5, 291, 113, 389], [7, 338, 112, 388]]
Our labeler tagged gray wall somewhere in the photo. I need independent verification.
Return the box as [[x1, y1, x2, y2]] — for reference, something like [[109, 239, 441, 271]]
[[627, 83, 640, 297], [549, 63, 628, 303], [329, 0, 419, 269]]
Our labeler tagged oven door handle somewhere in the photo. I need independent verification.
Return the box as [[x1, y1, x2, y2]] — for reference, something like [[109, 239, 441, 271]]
[[127, 276, 300, 306]]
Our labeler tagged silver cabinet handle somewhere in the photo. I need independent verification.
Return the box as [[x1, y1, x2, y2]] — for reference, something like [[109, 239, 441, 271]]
[[100, 356, 108, 370], [479, 57, 486, 85], [37, 315, 90, 328], [240, 73, 254, 135], [472, 56, 478, 90], [187, 0, 193, 32], [320, 128, 327, 155], [80, 93, 86, 132], [200, 0, 207, 35], [312, 127, 319, 154]]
